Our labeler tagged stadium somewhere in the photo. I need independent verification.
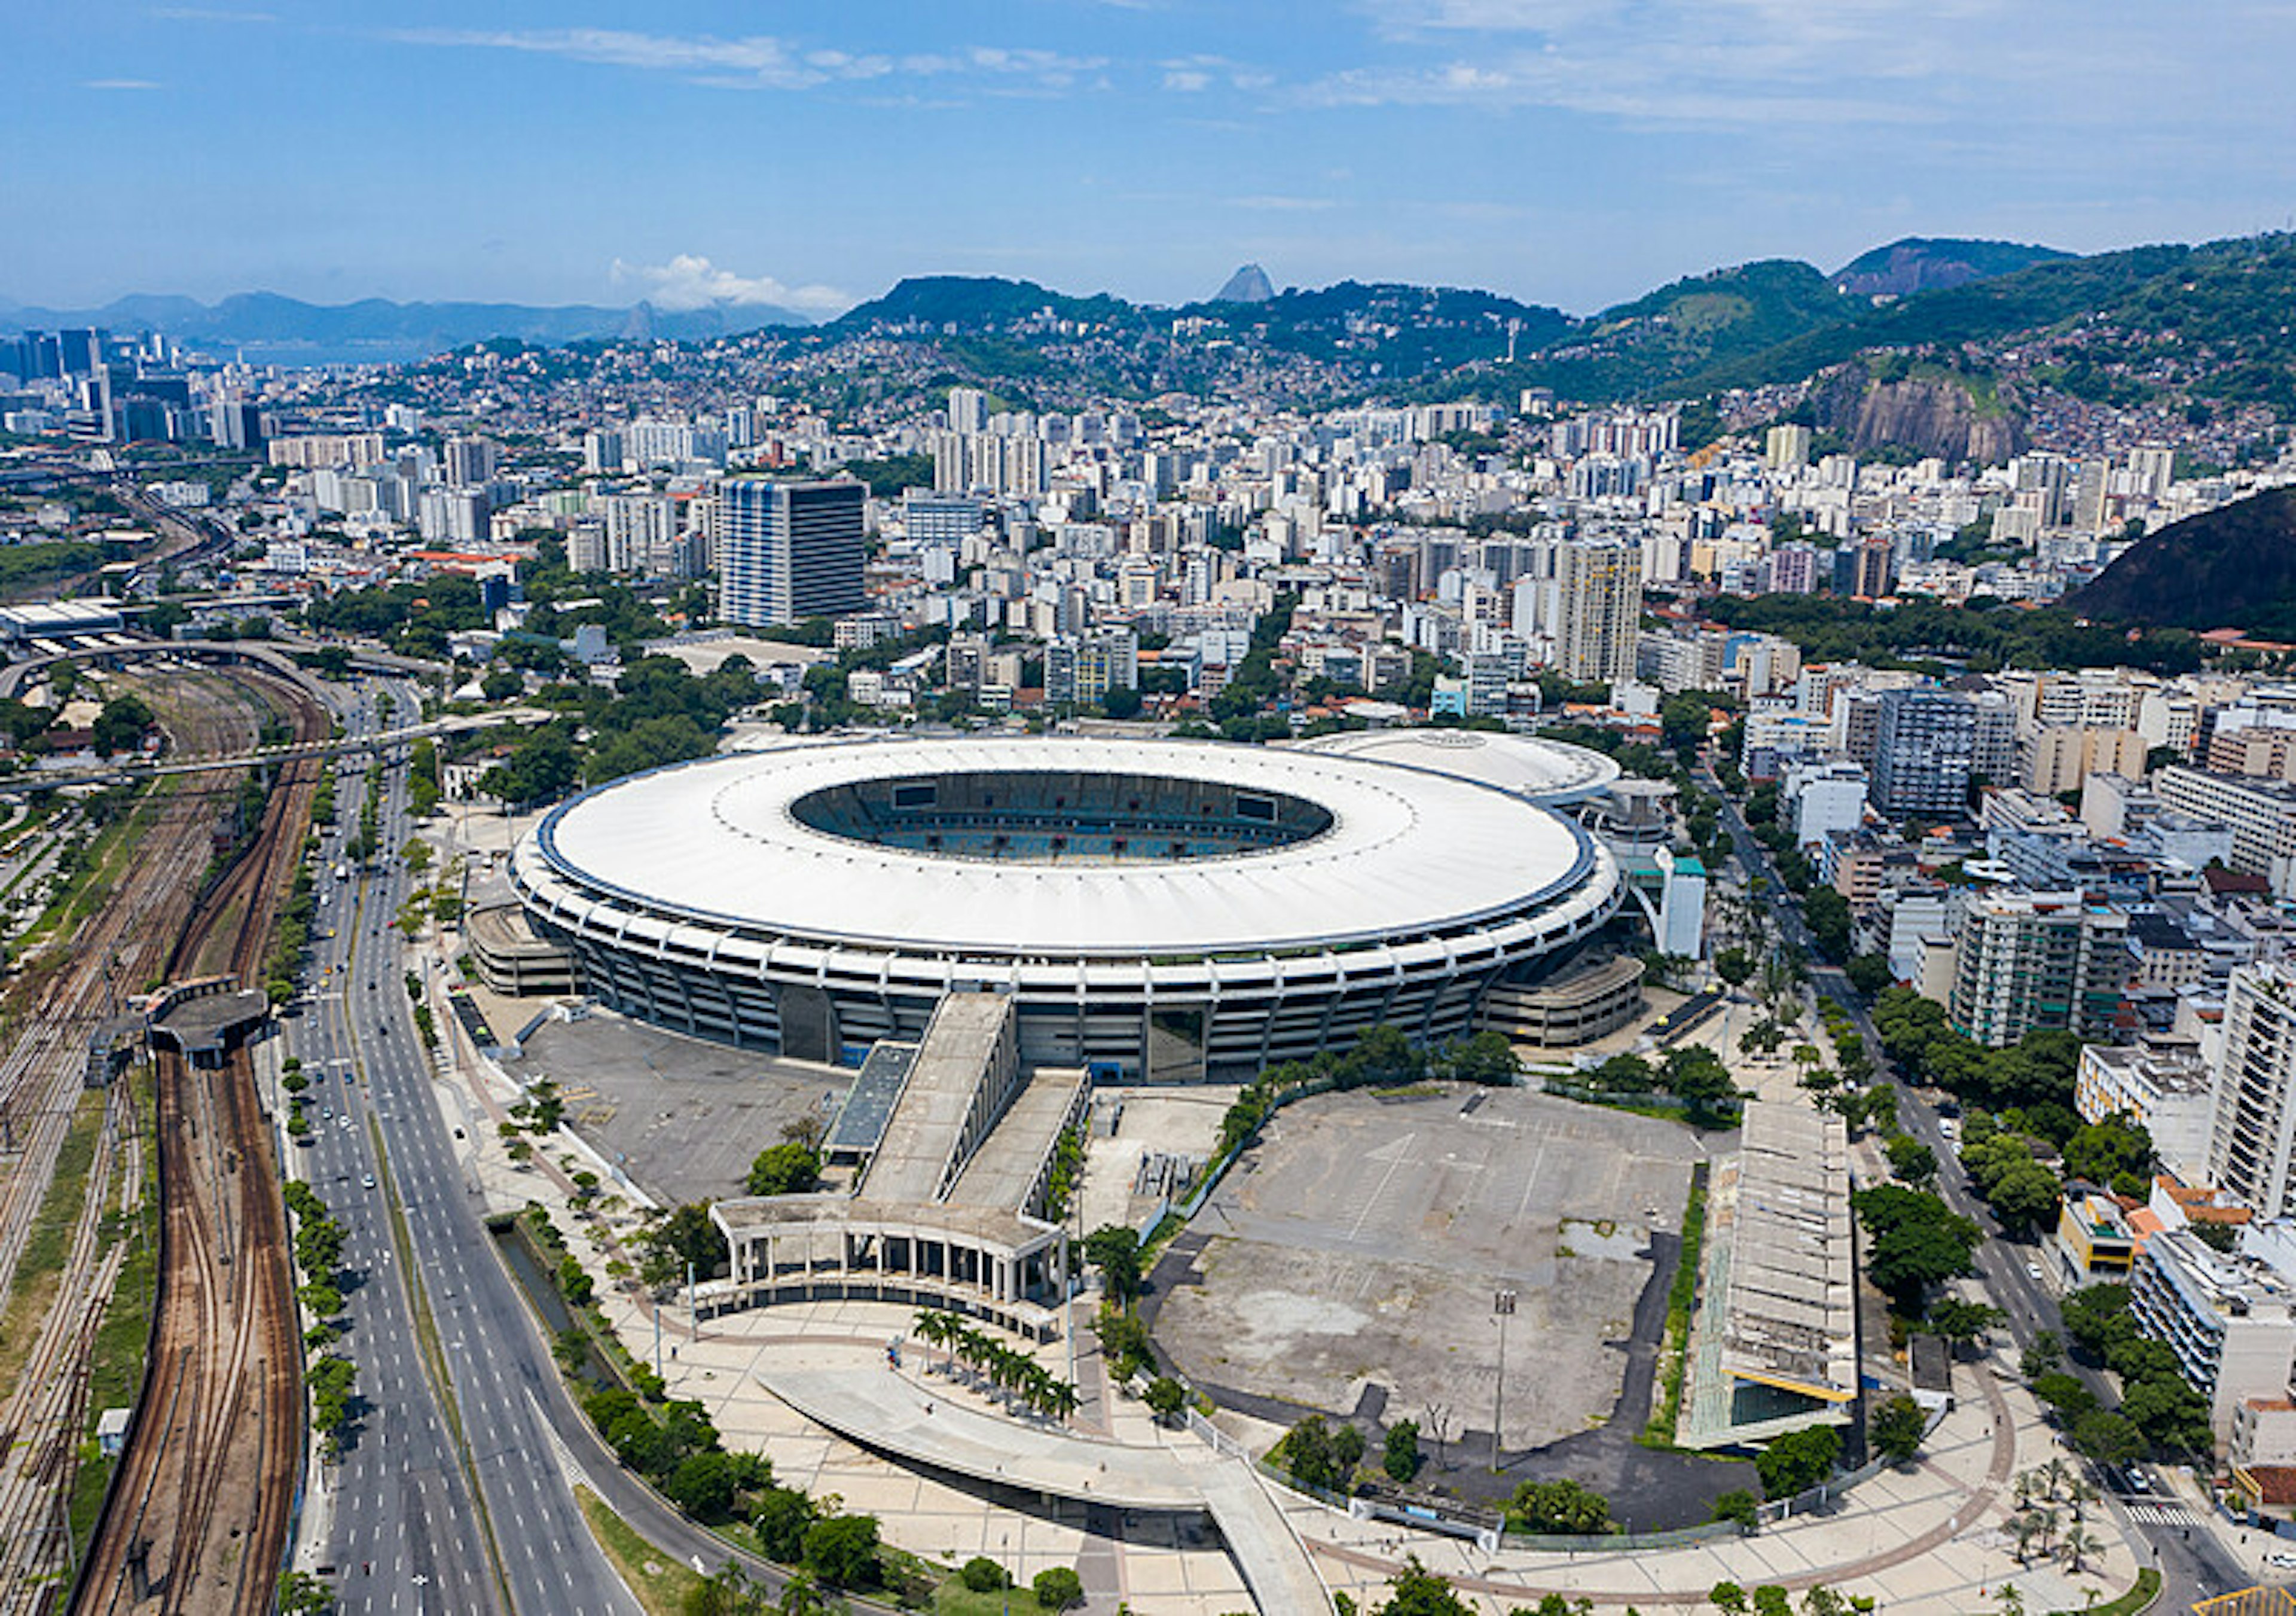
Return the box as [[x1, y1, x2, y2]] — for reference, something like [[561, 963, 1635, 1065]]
[[509, 734, 1623, 1079]]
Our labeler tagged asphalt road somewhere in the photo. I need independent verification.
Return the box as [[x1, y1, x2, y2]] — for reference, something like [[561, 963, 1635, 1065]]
[[295, 676, 885, 1615], [1702, 754, 2247, 1609]]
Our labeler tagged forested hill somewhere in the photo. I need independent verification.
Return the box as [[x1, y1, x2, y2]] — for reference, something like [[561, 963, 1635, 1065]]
[[2071, 486, 2296, 638]]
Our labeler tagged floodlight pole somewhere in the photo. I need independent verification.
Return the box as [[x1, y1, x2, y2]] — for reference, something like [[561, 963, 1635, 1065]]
[[1492, 1289, 1516, 1472]]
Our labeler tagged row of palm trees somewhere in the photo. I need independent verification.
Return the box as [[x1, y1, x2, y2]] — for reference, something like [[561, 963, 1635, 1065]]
[[2010, 1460, 2102, 1571], [912, 1309, 1081, 1424]]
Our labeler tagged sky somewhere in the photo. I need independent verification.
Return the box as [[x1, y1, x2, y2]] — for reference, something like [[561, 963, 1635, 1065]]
[[7, 1, 2296, 318]]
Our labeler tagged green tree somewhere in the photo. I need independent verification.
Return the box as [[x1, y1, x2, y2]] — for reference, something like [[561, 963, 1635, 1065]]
[[1509, 1478, 1613, 1535], [1145, 1376, 1188, 1425], [958, 1557, 1009, 1593], [277, 1569, 335, 1614], [800, 1513, 880, 1588], [665, 1449, 740, 1520], [1384, 1418, 1422, 1482], [1851, 1185, 1981, 1310], [1885, 1135, 1937, 1190], [640, 1202, 728, 1289], [1924, 1297, 2003, 1355], [1844, 953, 1894, 996], [2071, 1410, 2144, 1465], [1083, 1224, 1144, 1304], [1715, 946, 1757, 989], [1709, 1490, 1760, 1531], [1032, 1566, 1085, 1609], [1371, 1556, 1474, 1616], [750, 1485, 819, 1562], [1870, 1394, 1926, 1464], [745, 1142, 821, 1197], [1663, 1045, 1739, 1126], [1755, 1424, 1842, 1499]]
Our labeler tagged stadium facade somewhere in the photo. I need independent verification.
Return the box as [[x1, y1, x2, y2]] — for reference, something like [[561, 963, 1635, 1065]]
[[509, 735, 1623, 1080]]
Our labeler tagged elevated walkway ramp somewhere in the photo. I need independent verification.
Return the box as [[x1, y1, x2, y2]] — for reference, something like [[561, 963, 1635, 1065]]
[[753, 1338, 1329, 1614], [946, 1066, 1088, 1212], [859, 992, 1018, 1205]]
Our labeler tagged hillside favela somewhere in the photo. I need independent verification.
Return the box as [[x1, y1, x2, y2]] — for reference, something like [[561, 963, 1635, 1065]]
[[11, 6, 2296, 1615]]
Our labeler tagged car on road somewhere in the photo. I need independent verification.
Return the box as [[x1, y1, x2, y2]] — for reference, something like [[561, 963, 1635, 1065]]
[[362, 1173, 375, 1190], [2267, 1551, 2296, 1569]]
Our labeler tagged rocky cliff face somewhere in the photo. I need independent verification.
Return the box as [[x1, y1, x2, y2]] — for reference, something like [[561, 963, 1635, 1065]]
[[1809, 365, 2025, 465]]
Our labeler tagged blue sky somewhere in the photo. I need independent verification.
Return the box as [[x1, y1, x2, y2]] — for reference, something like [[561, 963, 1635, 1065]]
[[8, 1, 2296, 316]]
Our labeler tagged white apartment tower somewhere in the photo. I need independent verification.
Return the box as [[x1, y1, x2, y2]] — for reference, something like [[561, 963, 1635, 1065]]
[[2209, 963, 2296, 1221], [1553, 539, 1643, 685]]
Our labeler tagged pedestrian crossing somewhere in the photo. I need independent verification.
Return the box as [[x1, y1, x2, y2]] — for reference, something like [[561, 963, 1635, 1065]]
[[2120, 1501, 2193, 1527]]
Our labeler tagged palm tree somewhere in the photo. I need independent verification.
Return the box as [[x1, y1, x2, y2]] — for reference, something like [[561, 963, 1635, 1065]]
[[2068, 1477, 2099, 1522], [2013, 1469, 2039, 1511], [913, 1309, 950, 1372], [2010, 1512, 2044, 1566], [1046, 1380, 1081, 1424], [2060, 1520, 2098, 1574], [2042, 1456, 2070, 1501]]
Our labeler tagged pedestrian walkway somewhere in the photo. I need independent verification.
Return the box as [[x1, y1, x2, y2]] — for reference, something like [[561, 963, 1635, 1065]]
[[753, 1336, 1333, 1615]]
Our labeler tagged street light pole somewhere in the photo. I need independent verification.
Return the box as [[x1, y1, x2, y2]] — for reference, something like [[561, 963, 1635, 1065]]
[[1492, 1289, 1516, 1472]]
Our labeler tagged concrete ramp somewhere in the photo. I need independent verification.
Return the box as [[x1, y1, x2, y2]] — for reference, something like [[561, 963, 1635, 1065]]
[[753, 1338, 1332, 1613]]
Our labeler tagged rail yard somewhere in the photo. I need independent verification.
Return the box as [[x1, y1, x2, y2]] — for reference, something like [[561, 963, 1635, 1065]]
[[0, 663, 322, 1614]]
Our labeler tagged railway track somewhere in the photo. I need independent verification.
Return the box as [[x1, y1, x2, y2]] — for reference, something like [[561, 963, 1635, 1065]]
[[0, 669, 285, 1614], [72, 672, 324, 1615]]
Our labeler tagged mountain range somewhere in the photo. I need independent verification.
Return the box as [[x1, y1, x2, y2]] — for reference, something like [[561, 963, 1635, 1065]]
[[16, 234, 2296, 428], [0, 290, 815, 367]]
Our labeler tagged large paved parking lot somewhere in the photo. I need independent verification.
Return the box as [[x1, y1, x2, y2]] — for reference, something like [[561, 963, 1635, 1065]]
[[503, 1009, 848, 1205], [1149, 1084, 1706, 1456]]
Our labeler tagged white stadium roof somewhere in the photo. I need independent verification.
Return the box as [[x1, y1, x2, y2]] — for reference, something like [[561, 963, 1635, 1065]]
[[529, 735, 1596, 961], [1292, 728, 1622, 806]]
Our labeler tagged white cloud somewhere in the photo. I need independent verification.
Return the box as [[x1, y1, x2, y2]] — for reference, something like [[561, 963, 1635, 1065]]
[[84, 78, 163, 91], [148, 6, 276, 20], [1226, 195, 1336, 213], [390, 29, 1104, 93], [610, 255, 850, 316]]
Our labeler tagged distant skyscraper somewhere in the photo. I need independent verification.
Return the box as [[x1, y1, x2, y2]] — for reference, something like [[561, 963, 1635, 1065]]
[[718, 479, 866, 627], [444, 435, 498, 487], [947, 386, 988, 434], [59, 328, 103, 377], [582, 428, 625, 475], [2209, 962, 2296, 1219]]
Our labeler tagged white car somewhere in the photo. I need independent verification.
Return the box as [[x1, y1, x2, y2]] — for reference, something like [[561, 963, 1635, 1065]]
[[2027, 1262, 2045, 1282]]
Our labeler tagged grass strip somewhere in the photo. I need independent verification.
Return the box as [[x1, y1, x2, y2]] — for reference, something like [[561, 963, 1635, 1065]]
[[574, 1483, 705, 1616], [1638, 1172, 1708, 1450], [2050, 1565, 2160, 1616], [0, 1090, 107, 1406]]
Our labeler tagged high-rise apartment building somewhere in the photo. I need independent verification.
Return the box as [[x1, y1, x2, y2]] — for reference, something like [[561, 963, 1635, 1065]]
[[718, 478, 866, 628], [1947, 889, 2127, 1047], [444, 435, 497, 488], [1553, 539, 1641, 685], [1045, 629, 1138, 708], [947, 387, 988, 434], [2209, 963, 2296, 1220], [1868, 688, 2014, 818]]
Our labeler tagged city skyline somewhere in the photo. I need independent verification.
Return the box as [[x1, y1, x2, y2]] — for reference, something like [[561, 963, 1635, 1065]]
[[8, 0, 2296, 316]]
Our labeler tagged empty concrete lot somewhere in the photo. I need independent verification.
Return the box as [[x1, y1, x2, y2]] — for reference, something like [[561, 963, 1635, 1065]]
[[1150, 1084, 1706, 1451], [505, 1010, 848, 1206]]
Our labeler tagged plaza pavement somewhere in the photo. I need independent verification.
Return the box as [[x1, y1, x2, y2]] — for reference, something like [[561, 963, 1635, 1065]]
[[403, 850, 2154, 1615]]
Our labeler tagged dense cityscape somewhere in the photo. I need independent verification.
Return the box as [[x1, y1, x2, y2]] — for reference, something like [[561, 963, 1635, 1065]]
[[14, 5, 2296, 1615]]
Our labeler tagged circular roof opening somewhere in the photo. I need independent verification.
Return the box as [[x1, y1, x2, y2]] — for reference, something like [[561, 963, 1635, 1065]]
[[787, 768, 1335, 864]]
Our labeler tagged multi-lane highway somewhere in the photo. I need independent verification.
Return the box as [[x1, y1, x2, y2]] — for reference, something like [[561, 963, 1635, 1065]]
[[284, 679, 632, 1616], [1701, 754, 2247, 1609], [286, 675, 854, 1615]]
